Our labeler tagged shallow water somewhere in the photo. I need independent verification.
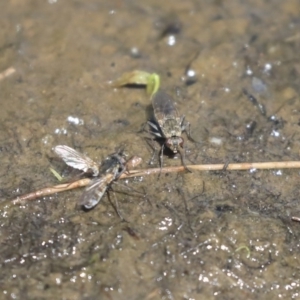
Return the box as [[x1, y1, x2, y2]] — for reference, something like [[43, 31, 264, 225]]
[[0, 0, 300, 299]]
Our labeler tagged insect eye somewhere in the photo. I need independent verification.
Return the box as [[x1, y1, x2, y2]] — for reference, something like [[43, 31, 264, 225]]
[[166, 139, 172, 148]]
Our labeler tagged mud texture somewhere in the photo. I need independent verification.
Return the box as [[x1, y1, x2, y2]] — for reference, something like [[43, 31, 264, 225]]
[[0, 0, 300, 299]]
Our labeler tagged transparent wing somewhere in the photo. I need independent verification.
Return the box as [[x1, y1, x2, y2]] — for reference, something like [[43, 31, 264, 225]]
[[54, 145, 99, 176], [79, 175, 112, 209], [152, 90, 178, 121]]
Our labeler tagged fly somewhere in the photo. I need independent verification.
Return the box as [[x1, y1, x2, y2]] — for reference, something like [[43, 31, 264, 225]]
[[148, 90, 192, 172], [54, 145, 139, 210], [111, 70, 195, 172]]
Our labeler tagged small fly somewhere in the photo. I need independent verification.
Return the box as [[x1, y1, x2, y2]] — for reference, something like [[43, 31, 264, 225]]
[[148, 90, 192, 172], [111, 70, 195, 172], [54, 145, 140, 210]]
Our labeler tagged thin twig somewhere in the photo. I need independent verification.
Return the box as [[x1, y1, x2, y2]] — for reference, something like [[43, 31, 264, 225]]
[[123, 161, 300, 178], [9, 160, 300, 204], [0, 67, 16, 81], [11, 178, 92, 204]]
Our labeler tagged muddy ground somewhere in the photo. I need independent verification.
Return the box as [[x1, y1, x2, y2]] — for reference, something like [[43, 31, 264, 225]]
[[0, 0, 300, 299]]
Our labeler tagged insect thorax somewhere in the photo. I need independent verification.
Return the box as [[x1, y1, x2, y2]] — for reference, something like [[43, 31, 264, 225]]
[[99, 154, 126, 178], [160, 118, 182, 138]]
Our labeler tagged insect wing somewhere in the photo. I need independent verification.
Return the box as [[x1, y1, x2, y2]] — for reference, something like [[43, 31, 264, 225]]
[[152, 90, 178, 121], [79, 175, 112, 209], [54, 145, 99, 176]]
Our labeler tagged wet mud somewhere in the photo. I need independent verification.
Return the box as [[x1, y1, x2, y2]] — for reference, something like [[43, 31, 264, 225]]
[[0, 0, 300, 299]]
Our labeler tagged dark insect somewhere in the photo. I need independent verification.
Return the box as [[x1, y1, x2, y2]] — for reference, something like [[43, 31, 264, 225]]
[[148, 90, 192, 171], [54, 145, 141, 209]]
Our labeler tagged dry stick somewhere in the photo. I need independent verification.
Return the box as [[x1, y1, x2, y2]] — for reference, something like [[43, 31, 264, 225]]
[[11, 178, 92, 205], [9, 160, 300, 204], [123, 161, 300, 178], [0, 67, 16, 81]]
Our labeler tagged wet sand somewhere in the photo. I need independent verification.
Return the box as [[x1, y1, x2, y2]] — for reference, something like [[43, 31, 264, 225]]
[[0, 0, 300, 299]]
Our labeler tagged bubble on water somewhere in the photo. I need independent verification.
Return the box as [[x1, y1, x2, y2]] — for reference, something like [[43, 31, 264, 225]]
[[246, 67, 253, 75], [263, 63, 272, 73], [67, 116, 84, 125], [54, 128, 67, 135], [167, 35, 176, 46]]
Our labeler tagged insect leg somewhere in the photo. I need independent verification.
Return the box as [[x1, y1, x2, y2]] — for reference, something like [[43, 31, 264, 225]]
[[159, 143, 165, 172], [183, 121, 199, 144], [107, 189, 126, 221], [143, 137, 159, 166], [178, 146, 192, 173], [147, 121, 163, 138], [180, 116, 200, 144]]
